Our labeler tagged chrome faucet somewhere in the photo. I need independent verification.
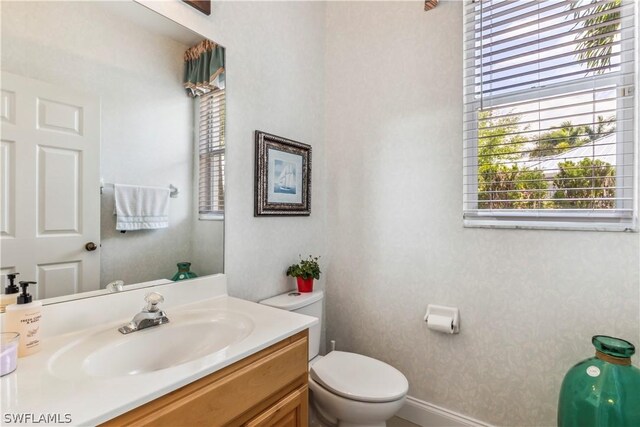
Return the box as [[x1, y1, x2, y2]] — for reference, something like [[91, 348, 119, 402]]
[[106, 280, 124, 293], [118, 292, 170, 334]]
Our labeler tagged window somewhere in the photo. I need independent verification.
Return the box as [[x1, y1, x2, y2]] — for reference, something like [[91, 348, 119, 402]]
[[198, 89, 225, 219], [463, 0, 637, 230]]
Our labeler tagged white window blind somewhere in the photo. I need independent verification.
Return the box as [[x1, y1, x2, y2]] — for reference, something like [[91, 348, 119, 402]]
[[463, 0, 637, 231], [198, 89, 225, 218]]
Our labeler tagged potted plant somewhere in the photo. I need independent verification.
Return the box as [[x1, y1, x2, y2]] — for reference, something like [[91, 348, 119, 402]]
[[286, 255, 320, 293]]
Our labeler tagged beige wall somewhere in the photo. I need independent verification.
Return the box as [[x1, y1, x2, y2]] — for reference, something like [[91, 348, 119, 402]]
[[324, 1, 639, 426]]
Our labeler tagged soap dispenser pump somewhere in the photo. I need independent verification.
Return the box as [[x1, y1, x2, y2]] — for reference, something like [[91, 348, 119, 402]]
[[5, 281, 42, 357], [16, 281, 36, 304], [0, 273, 20, 313]]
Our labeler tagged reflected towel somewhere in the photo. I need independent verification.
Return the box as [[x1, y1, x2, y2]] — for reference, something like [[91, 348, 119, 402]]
[[114, 184, 170, 231]]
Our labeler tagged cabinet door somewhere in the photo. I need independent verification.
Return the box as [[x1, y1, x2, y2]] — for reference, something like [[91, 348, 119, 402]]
[[245, 385, 308, 427]]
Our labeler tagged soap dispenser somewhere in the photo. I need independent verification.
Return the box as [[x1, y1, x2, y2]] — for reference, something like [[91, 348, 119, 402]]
[[0, 273, 20, 313], [5, 281, 42, 357]]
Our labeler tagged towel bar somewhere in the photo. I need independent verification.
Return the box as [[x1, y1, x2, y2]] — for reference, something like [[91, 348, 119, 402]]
[[99, 181, 179, 198]]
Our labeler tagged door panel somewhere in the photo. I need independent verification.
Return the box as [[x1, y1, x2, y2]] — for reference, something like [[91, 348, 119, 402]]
[[0, 72, 100, 298], [37, 146, 81, 235], [36, 97, 84, 135], [0, 90, 16, 124], [37, 261, 81, 298], [0, 140, 15, 237]]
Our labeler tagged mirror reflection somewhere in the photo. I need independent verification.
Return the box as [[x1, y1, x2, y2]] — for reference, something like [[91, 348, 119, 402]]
[[0, 1, 225, 301]]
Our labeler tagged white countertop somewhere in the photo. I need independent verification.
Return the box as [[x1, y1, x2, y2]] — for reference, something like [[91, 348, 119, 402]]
[[0, 277, 317, 426]]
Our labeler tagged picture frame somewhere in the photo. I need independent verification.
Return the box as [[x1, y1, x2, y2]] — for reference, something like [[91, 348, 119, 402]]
[[255, 131, 311, 216], [183, 0, 211, 16]]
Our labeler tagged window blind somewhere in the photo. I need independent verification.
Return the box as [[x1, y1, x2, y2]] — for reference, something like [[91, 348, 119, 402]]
[[463, 0, 637, 230], [198, 89, 225, 217]]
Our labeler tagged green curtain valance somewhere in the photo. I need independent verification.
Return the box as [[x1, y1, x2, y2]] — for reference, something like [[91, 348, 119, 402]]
[[183, 39, 225, 97]]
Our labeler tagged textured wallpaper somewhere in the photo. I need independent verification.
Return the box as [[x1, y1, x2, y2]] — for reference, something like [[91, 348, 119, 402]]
[[324, 1, 640, 426], [205, 1, 329, 304]]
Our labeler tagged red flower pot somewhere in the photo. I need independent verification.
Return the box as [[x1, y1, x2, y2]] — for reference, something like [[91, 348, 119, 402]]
[[296, 277, 314, 293]]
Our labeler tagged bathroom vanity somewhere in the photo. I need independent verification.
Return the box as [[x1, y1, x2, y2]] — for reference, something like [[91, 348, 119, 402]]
[[0, 276, 316, 426], [102, 330, 309, 426]]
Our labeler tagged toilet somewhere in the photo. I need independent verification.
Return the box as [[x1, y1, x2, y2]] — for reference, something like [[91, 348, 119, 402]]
[[260, 290, 408, 427]]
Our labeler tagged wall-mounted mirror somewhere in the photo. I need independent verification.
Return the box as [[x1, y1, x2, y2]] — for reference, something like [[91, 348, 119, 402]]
[[0, 1, 225, 302]]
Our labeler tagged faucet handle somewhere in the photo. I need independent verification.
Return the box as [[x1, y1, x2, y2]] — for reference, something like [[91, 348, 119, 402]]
[[144, 292, 164, 312], [106, 280, 124, 293]]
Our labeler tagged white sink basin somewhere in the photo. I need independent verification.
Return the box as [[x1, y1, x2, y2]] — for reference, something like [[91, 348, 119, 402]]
[[49, 309, 254, 379]]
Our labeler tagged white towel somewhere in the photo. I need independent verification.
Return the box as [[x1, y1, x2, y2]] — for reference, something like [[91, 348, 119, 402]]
[[114, 184, 170, 231]]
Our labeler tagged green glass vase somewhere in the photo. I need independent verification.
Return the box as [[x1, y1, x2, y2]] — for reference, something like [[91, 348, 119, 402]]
[[558, 336, 640, 427], [171, 262, 198, 282]]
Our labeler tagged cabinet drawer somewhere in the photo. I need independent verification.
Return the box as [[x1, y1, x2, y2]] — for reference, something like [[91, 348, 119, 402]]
[[102, 330, 308, 427], [244, 385, 308, 427]]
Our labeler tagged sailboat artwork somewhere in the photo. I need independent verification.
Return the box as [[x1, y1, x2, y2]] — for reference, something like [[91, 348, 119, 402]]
[[255, 130, 310, 216], [274, 160, 297, 195]]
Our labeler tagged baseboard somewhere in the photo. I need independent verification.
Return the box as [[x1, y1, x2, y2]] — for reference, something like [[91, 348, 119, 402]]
[[396, 396, 493, 427]]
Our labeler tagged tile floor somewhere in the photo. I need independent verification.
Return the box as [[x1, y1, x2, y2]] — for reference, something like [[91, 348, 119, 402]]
[[388, 416, 420, 427], [310, 404, 419, 427]]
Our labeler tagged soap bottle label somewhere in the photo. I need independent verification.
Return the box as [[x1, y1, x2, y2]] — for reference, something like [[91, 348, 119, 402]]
[[20, 313, 41, 349], [24, 324, 40, 349], [14, 308, 42, 356]]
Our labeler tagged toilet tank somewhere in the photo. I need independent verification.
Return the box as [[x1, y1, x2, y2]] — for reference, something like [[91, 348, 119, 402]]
[[259, 290, 323, 360]]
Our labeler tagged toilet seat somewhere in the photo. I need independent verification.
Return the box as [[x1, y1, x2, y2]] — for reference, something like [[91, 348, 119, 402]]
[[310, 351, 408, 403]]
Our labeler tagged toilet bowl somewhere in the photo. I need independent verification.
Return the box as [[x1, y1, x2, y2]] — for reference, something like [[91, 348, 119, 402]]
[[309, 377, 406, 427], [260, 291, 409, 427], [308, 351, 407, 427]]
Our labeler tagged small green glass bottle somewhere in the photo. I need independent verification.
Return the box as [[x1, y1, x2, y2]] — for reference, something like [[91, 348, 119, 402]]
[[558, 335, 640, 427], [171, 262, 198, 282]]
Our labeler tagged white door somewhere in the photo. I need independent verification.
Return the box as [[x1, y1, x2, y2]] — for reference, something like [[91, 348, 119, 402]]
[[1, 72, 100, 299]]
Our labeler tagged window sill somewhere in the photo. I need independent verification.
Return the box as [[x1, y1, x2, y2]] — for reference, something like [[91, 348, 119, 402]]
[[463, 218, 638, 232], [199, 213, 224, 221]]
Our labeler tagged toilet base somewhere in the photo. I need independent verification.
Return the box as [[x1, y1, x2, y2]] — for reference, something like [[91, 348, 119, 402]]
[[309, 398, 335, 427], [310, 398, 387, 427], [339, 423, 386, 427], [308, 377, 404, 427]]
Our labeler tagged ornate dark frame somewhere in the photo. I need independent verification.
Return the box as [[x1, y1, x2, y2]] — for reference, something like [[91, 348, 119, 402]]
[[183, 0, 211, 16], [255, 131, 311, 216]]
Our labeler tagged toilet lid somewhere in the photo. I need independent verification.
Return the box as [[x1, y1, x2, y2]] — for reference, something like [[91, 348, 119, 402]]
[[310, 351, 408, 403]]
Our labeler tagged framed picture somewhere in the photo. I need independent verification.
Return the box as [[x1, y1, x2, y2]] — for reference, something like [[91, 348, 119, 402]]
[[183, 0, 211, 15], [255, 131, 311, 216]]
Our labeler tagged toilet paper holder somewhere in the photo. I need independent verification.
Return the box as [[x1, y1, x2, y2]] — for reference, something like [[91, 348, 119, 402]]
[[424, 304, 460, 334]]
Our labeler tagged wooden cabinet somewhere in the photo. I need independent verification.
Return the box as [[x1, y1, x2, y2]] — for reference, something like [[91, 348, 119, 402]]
[[245, 386, 308, 427], [102, 330, 309, 427]]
